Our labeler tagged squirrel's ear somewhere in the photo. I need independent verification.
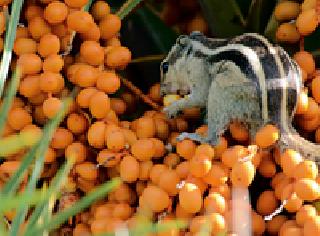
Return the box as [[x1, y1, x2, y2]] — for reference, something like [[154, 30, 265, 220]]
[[177, 35, 190, 46], [190, 31, 203, 38]]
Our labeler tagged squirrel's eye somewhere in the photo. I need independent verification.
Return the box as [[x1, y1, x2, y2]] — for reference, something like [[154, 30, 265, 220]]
[[162, 62, 169, 74]]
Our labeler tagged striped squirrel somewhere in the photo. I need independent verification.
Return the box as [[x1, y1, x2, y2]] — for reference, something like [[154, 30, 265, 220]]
[[160, 31, 320, 162]]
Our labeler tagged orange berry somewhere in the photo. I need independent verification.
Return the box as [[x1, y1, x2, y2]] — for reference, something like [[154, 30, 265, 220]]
[[25, 5, 43, 21], [252, 212, 266, 235], [73, 223, 91, 236], [38, 34, 60, 57], [51, 23, 68, 38], [276, 22, 300, 43], [91, 1, 110, 21], [179, 183, 202, 214], [296, 204, 317, 226], [231, 161, 255, 187], [175, 161, 190, 179], [189, 154, 212, 178], [258, 160, 277, 178], [204, 192, 226, 214], [64, 0, 88, 8], [158, 169, 180, 196], [17, 53, 42, 75], [19, 75, 40, 98], [150, 138, 165, 158], [229, 121, 249, 142], [75, 162, 98, 180], [138, 160, 152, 181], [16, 27, 29, 39], [39, 72, 64, 93], [87, 121, 106, 149], [43, 54, 64, 73], [256, 190, 278, 216], [255, 124, 279, 148], [203, 163, 228, 186], [266, 215, 287, 235], [303, 216, 320, 235], [105, 130, 125, 151], [97, 149, 121, 168], [284, 192, 303, 213], [295, 160, 318, 180], [80, 41, 104, 66], [120, 155, 139, 183], [195, 144, 214, 159], [13, 38, 37, 55], [96, 71, 121, 94], [51, 128, 73, 149], [176, 139, 196, 160], [295, 90, 309, 115], [150, 164, 168, 185], [136, 117, 156, 139], [80, 23, 101, 41], [279, 220, 299, 236], [76, 87, 98, 108], [294, 178, 320, 201], [296, 9, 318, 36], [209, 184, 231, 200], [8, 108, 32, 130], [312, 76, 320, 103], [67, 113, 88, 134], [293, 51, 315, 75], [89, 91, 110, 119], [42, 97, 62, 118], [28, 16, 51, 40], [280, 149, 303, 178], [112, 203, 132, 220], [74, 64, 98, 88], [148, 83, 161, 103], [221, 145, 249, 168], [214, 136, 228, 158], [99, 14, 121, 40], [67, 11, 94, 33], [303, 97, 319, 120], [110, 98, 126, 115], [274, 1, 300, 21], [106, 46, 131, 69], [142, 185, 170, 212], [131, 138, 155, 161], [44, 1, 68, 24], [65, 142, 87, 163]]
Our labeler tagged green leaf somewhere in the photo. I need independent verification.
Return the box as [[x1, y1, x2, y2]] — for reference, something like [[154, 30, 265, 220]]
[[25, 178, 121, 235], [0, 0, 24, 97], [0, 130, 40, 156], [246, 0, 277, 34], [118, 5, 177, 93], [116, 0, 144, 20], [198, 0, 245, 37], [83, 0, 94, 11], [9, 96, 73, 236], [0, 68, 20, 137], [2, 96, 72, 195], [23, 159, 74, 235], [264, 9, 278, 42]]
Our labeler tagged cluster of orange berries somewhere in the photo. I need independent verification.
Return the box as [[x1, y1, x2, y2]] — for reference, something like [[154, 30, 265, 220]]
[[275, 0, 319, 43]]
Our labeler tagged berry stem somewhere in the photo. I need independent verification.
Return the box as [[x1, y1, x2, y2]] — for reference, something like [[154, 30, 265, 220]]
[[120, 76, 162, 111]]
